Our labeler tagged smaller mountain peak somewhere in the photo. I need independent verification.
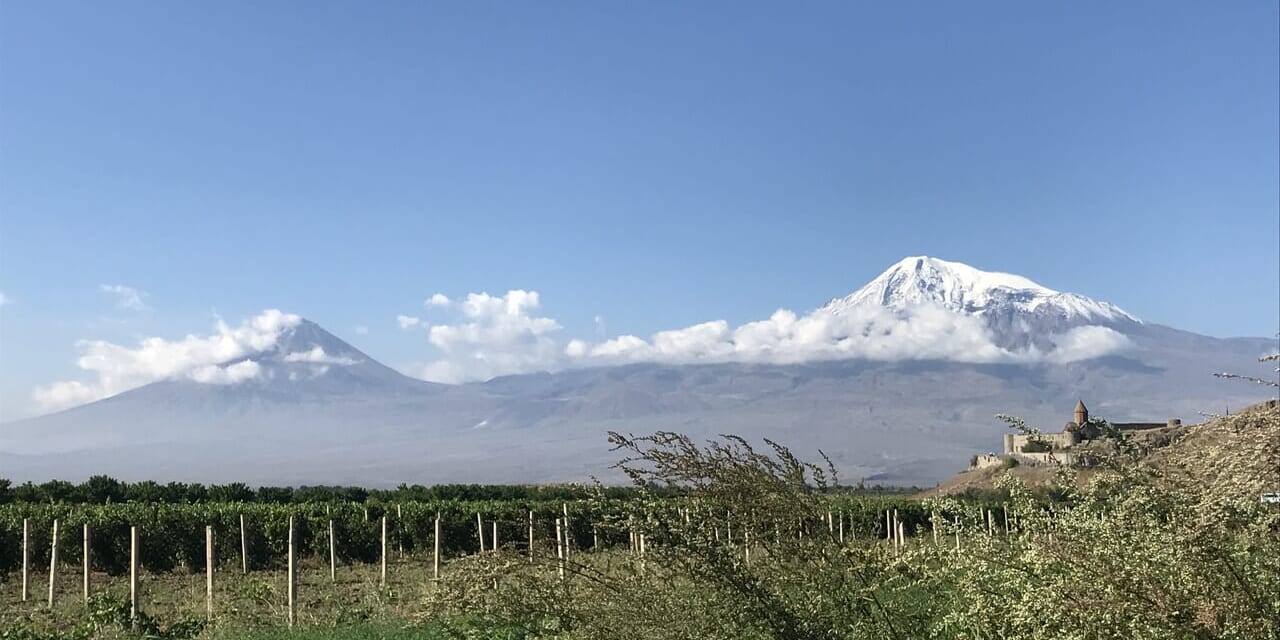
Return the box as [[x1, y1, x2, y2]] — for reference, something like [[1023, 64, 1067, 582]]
[[267, 319, 366, 362]]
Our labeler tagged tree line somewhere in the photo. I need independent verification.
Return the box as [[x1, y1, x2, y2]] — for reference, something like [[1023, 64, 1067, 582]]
[[0, 476, 924, 506]]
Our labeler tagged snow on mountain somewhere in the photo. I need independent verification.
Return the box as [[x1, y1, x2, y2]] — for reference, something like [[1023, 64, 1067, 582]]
[[823, 256, 1139, 325], [2, 257, 1273, 487]]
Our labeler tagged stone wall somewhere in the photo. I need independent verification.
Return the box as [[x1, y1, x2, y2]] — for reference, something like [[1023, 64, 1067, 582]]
[[1003, 432, 1077, 454], [971, 451, 1078, 469]]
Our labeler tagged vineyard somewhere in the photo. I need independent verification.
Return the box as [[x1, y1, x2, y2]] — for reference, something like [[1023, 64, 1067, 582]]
[[0, 495, 940, 575], [2, 405, 1278, 640]]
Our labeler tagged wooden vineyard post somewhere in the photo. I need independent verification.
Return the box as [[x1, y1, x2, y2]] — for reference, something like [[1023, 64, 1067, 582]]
[[638, 532, 646, 576], [492, 520, 499, 551], [328, 520, 336, 582], [744, 528, 751, 566], [380, 516, 388, 586], [953, 516, 961, 551], [83, 523, 91, 603], [396, 504, 403, 556], [838, 512, 845, 544], [239, 514, 248, 575], [554, 518, 565, 580], [1003, 507, 1010, 536], [987, 509, 995, 537], [726, 510, 733, 544], [475, 513, 485, 553], [47, 519, 59, 609], [592, 525, 599, 552], [205, 526, 214, 620], [129, 526, 139, 622], [21, 518, 29, 602], [562, 504, 571, 559], [287, 516, 296, 628], [433, 513, 441, 580], [527, 511, 535, 562], [932, 512, 939, 546], [827, 510, 834, 534], [898, 521, 905, 554]]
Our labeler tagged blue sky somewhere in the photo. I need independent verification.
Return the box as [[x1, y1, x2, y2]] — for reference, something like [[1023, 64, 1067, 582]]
[[1, 1, 1277, 418]]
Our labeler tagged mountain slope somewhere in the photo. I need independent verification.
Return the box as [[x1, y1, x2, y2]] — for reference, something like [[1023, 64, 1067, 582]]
[[0, 257, 1274, 486]]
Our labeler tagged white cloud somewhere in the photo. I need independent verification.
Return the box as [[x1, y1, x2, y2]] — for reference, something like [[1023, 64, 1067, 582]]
[[187, 360, 262, 385], [427, 293, 450, 306], [0, 292, 11, 306], [99, 284, 150, 311], [355, 326, 369, 335], [397, 315, 422, 330], [283, 346, 357, 365], [405, 290, 563, 383], [32, 309, 301, 413], [403, 291, 1131, 384], [1041, 325, 1132, 364]]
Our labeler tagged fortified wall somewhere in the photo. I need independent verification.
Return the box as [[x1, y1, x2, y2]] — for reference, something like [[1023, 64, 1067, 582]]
[[971, 401, 1182, 469]]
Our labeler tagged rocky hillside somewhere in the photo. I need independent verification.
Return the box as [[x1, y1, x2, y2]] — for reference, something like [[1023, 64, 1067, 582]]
[[926, 399, 1280, 497]]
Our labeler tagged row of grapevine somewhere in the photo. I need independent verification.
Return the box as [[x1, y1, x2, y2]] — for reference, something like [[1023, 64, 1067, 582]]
[[0, 496, 965, 576]]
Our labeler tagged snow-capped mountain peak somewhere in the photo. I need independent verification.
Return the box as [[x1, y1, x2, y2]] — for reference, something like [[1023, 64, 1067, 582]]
[[823, 256, 1139, 324]]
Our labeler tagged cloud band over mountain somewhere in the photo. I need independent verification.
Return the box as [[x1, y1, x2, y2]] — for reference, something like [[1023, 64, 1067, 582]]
[[405, 289, 1131, 383], [30, 259, 1137, 414]]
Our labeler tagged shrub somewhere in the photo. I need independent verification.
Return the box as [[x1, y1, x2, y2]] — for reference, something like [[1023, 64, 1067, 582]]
[[1021, 440, 1051, 453]]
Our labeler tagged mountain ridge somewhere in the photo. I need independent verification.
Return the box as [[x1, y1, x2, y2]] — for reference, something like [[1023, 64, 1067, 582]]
[[1, 257, 1274, 485]]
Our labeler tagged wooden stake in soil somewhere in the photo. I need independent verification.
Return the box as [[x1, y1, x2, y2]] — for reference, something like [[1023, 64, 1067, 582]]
[[21, 518, 29, 602], [48, 519, 59, 609], [827, 510, 834, 534], [838, 512, 845, 544], [475, 512, 485, 553], [492, 520, 499, 551], [380, 516, 388, 586], [239, 514, 248, 575], [1003, 506, 1010, 536], [83, 523, 91, 603], [638, 532, 646, 576], [892, 509, 899, 546], [287, 516, 296, 628], [554, 518, 565, 580], [527, 511, 535, 562], [953, 516, 961, 551], [205, 526, 214, 619], [397, 504, 403, 555], [328, 520, 336, 582], [562, 504, 571, 558], [129, 526, 139, 622], [433, 513, 441, 580]]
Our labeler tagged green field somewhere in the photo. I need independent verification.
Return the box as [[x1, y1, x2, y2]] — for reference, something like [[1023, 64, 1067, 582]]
[[3, 409, 1279, 639]]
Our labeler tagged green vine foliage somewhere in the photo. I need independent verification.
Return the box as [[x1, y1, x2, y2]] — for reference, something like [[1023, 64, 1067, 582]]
[[421, 405, 1279, 640]]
